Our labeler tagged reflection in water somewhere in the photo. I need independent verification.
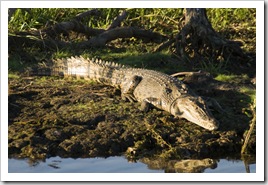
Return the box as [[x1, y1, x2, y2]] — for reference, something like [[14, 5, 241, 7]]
[[8, 156, 256, 173], [141, 158, 217, 173], [47, 160, 62, 169], [169, 158, 217, 173], [26, 158, 44, 168]]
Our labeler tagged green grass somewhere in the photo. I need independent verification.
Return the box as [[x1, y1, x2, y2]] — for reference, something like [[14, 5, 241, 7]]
[[215, 74, 250, 83], [118, 52, 171, 67], [198, 58, 229, 76], [52, 49, 75, 59], [207, 8, 256, 31], [239, 86, 256, 104], [9, 8, 90, 32], [8, 73, 20, 79], [215, 73, 256, 117], [8, 54, 25, 72], [9, 8, 255, 37]]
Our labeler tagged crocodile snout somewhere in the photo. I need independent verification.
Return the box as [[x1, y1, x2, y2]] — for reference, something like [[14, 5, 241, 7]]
[[206, 119, 219, 131], [171, 95, 221, 131]]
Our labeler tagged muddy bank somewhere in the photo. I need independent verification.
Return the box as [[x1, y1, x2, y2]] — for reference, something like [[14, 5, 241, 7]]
[[8, 75, 255, 161]]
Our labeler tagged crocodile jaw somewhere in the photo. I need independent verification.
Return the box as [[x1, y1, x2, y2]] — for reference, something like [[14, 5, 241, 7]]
[[179, 108, 219, 131], [171, 96, 219, 131]]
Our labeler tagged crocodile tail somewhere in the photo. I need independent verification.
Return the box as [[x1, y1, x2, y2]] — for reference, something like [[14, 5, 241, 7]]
[[27, 56, 89, 79], [27, 56, 125, 83]]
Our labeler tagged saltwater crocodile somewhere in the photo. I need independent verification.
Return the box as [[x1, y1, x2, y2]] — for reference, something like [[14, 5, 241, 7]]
[[30, 56, 219, 130]]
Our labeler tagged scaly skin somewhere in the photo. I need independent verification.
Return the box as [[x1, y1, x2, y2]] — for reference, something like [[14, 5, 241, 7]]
[[30, 56, 219, 131]]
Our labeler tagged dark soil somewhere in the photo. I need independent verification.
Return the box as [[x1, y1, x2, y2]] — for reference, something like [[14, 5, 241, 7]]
[[8, 74, 256, 162]]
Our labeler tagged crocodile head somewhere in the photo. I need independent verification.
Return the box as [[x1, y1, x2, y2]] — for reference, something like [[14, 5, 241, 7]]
[[170, 95, 219, 131]]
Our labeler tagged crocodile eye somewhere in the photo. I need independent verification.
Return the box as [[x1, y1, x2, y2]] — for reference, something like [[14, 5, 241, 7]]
[[175, 107, 183, 116], [164, 88, 172, 94], [198, 96, 204, 102]]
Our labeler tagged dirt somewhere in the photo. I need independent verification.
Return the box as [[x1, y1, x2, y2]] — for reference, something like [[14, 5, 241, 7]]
[[8, 74, 256, 162]]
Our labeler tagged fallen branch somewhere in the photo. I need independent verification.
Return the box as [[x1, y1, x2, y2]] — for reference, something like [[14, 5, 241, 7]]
[[9, 34, 68, 50], [153, 38, 175, 52], [107, 10, 127, 30], [44, 20, 105, 38], [79, 26, 166, 48], [10, 26, 166, 50], [42, 9, 103, 39], [74, 9, 100, 21]]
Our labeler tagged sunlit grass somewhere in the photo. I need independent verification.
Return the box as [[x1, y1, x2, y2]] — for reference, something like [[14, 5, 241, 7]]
[[215, 74, 250, 83], [239, 86, 256, 103], [8, 73, 20, 79]]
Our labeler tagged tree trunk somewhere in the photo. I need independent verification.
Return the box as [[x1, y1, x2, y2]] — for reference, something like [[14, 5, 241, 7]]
[[175, 8, 249, 68]]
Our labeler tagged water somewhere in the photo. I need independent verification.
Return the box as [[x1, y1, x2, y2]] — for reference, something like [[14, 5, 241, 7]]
[[8, 156, 256, 173]]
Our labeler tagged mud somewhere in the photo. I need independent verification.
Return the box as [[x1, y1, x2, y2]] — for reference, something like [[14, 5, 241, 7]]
[[8, 75, 256, 161]]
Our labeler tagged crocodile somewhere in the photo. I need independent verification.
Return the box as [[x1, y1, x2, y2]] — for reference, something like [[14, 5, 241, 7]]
[[29, 56, 219, 131]]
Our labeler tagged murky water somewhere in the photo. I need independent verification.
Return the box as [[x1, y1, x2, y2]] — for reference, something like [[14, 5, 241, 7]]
[[8, 156, 256, 173]]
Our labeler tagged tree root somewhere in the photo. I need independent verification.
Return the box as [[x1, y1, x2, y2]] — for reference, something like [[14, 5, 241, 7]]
[[170, 70, 209, 78], [241, 100, 256, 154], [175, 9, 249, 67]]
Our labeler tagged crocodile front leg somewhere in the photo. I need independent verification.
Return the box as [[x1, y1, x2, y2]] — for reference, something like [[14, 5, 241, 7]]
[[121, 75, 142, 102], [140, 97, 161, 112]]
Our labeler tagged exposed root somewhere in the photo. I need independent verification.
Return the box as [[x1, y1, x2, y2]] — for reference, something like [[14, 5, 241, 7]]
[[241, 100, 256, 154], [175, 9, 249, 67]]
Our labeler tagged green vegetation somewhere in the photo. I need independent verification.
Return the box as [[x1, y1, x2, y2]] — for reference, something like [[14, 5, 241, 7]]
[[215, 74, 249, 83], [239, 86, 256, 103], [198, 57, 229, 75], [207, 8, 256, 30], [9, 8, 255, 35], [8, 8, 255, 73], [207, 8, 256, 52], [8, 73, 20, 79], [9, 8, 182, 34]]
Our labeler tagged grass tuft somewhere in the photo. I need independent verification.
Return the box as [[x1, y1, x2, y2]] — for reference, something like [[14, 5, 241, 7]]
[[215, 74, 249, 83]]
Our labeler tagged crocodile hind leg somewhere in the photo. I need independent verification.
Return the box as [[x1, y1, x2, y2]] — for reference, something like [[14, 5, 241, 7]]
[[121, 75, 142, 102]]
